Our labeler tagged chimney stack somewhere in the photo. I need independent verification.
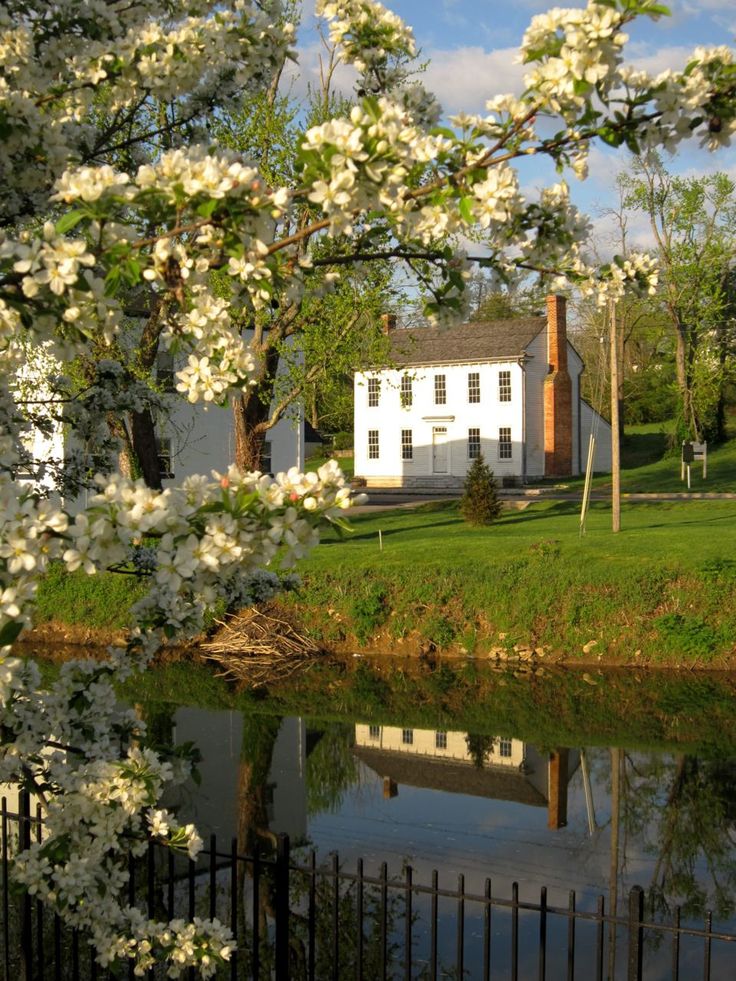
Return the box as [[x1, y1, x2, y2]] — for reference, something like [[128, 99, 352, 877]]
[[543, 294, 573, 477], [381, 313, 397, 335], [547, 749, 569, 830]]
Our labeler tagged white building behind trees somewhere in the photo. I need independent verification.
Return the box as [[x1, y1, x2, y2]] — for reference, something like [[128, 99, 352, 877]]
[[354, 296, 611, 488]]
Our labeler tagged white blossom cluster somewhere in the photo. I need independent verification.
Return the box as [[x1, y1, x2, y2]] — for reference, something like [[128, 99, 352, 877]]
[[303, 99, 454, 236], [5, 661, 228, 978], [0, 460, 361, 974], [316, 0, 416, 77], [0, 0, 294, 223]]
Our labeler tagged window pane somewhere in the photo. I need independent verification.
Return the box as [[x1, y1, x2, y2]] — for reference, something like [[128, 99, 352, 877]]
[[368, 429, 380, 459], [400, 373, 412, 408], [468, 371, 480, 403], [468, 427, 480, 459], [368, 377, 380, 407], [402, 728, 414, 745], [499, 370, 511, 402], [435, 731, 447, 749], [499, 738, 512, 758], [369, 725, 381, 740], [156, 437, 174, 479], [434, 374, 446, 405], [499, 427, 512, 459], [156, 352, 176, 393], [401, 429, 413, 460]]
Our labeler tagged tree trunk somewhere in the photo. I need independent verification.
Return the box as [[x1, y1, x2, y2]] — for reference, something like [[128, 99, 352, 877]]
[[107, 412, 134, 478], [610, 301, 621, 534], [674, 320, 700, 439], [232, 345, 281, 471], [131, 408, 163, 490], [232, 391, 270, 471]]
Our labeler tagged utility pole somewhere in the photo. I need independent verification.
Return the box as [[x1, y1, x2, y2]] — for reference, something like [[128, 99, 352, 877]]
[[609, 299, 621, 533]]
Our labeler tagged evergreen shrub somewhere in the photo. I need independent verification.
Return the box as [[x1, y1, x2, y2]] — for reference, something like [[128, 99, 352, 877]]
[[460, 454, 503, 526]]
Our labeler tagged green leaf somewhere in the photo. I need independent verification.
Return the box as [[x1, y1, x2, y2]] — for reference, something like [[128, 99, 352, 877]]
[[196, 198, 219, 219], [430, 126, 458, 140], [458, 196, 475, 224], [55, 210, 87, 234]]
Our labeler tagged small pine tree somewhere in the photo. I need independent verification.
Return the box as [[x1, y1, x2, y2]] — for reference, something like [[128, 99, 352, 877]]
[[460, 454, 503, 526]]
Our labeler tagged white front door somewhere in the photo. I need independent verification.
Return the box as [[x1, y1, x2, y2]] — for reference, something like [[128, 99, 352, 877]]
[[432, 427, 448, 473]]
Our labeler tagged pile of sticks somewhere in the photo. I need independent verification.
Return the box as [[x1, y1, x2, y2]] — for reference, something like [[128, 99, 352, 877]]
[[200, 608, 324, 687]]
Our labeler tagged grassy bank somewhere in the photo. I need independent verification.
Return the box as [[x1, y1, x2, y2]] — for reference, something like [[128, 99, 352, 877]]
[[29, 499, 736, 667], [280, 498, 736, 666]]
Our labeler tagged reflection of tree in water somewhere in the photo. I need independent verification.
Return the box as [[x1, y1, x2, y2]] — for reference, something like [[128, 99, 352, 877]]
[[237, 712, 282, 976], [622, 754, 736, 921], [465, 733, 494, 768], [237, 715, 412, 978], [305, 723, 360, 816]]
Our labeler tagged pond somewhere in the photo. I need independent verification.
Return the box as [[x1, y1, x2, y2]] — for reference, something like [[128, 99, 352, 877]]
[[138, 659, 736, 979]]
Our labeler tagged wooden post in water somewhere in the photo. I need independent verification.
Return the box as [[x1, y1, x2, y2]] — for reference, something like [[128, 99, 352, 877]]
[[609, 299, 621, 533]]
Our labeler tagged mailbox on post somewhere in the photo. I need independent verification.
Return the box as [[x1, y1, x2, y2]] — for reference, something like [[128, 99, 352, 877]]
[[681, 440, 706, 488]]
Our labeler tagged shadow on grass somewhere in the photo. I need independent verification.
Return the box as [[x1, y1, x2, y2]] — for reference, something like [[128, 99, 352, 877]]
[[320, 517, 462, 543], [622, 430, 669, 469], [634, 509, 736, 531]]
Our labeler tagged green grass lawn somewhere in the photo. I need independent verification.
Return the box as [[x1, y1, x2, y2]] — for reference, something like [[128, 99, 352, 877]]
[[305, 498, 736, 575]]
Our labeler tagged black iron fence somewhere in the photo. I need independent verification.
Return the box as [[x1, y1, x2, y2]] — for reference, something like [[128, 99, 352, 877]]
[[3, 793, 736, 980]]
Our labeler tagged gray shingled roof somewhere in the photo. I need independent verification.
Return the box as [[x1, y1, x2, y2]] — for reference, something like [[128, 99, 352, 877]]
[[353, 747, 547, 807], [388, 317, 546, 367]]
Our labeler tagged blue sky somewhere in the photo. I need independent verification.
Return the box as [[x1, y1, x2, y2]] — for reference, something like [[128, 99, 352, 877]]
[[296, 0, 736, 252]]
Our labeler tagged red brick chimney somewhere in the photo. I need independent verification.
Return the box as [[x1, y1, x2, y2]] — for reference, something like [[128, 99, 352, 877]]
[[381, 313, 397, 334], [543, 295, 573, 477], [547, 749, 569, 830]]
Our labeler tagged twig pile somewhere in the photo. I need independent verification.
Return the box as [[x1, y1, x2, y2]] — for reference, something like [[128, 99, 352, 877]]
[[200, 608, 324, 687]]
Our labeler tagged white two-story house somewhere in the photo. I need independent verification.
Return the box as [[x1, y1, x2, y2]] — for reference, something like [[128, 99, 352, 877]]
[[353, 295, 610, 488]]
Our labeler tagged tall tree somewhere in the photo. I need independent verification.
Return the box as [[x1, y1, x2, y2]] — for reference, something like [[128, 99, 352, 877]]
[[620, 155, 736, 441]]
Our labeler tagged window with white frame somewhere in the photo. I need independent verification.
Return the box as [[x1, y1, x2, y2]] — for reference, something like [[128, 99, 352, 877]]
[[369, 725, 381, 740], [499, 427, 512, 459], [400, 373, 412, 408], [468, 428, 481, 459], [368, 429, 380, 459], [435, 731, 447, 749], [498, 370, 512, 402], [468, 371, 480, 403], [434, 374, 446, 405], [156, 351, 176, 392], [156, 437, 174, 479], [498, 738, 512, 758], [401, 429, 413, 460], [402, 728, 414, 745], [368, 377, 380, 407]]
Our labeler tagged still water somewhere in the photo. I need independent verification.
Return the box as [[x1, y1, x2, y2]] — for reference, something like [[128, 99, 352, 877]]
[[159, 695, 736, 978]]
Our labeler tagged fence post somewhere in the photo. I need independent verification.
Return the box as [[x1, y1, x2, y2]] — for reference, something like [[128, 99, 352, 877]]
[[627, 886, 644, 981], [19, 790, 32, 981], [275, 834, 290, 980]]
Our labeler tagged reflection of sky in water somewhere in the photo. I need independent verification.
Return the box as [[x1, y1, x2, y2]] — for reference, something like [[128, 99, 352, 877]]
[[173, 709, 736, 979], [309, 758, 621, 902]]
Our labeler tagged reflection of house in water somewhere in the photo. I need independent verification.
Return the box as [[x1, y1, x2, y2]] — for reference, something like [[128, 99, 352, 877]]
[[171, 710, 308, 843], [354, 725, 579, 830]]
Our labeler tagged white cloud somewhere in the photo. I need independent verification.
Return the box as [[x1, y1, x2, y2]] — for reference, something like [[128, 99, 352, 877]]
[[626, 42, 698, 75], [421, 45, 526, 114], [283, 40, 527, 117]]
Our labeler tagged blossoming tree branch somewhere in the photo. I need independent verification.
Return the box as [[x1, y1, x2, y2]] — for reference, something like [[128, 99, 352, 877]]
[[0, 0, 734, 974]]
